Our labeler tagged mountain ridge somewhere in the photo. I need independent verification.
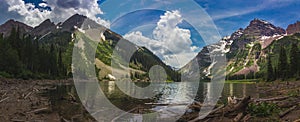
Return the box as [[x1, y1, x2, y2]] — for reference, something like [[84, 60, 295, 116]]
[[0, 14, 180, 81], [181, 18, 300, 81]]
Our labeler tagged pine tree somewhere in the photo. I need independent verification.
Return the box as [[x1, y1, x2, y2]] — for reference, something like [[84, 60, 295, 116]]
[[289, 43, 299, 78], [278, 46, 288, 80], [267, 55, 274, 81]]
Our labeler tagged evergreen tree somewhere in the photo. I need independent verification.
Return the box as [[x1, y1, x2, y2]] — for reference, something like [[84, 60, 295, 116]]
[[49, 44, 58, 77], [267, 55, 274, 81], [289, 43, 299, 78], [0, 37, 22, 75], [278, 46, 288, 80]]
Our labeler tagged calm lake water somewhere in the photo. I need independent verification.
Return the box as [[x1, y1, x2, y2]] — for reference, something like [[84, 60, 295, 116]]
[[44, 81, 259, 121]]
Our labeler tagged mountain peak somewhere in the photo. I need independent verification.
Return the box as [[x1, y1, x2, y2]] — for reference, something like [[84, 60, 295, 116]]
[[251, 18, 270, 24], [2, 19, 31, 28], [60, 14, 89, 31], [244, 18, 286, 37], [37, 19, 54, 27], [31, 19, 56, 36], [60, 14, 105, 32], [0, 19, 33, 37], [286, 21, 300, 35]]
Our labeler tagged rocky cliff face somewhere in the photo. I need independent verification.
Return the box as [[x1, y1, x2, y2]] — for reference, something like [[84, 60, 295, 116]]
[[286, 21, 300, 35], [0, 19, 33, 37], [181, 19, 288, 80], [243, 19, 286, 37], [59, 14, 105, 32], [31, 19, 56, 36]]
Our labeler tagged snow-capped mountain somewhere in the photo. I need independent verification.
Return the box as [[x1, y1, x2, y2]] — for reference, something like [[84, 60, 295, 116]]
[[181, 19, 291, 80]]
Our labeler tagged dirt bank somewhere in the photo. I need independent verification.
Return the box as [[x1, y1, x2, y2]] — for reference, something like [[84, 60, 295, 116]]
[[0, 78, 95, 122]]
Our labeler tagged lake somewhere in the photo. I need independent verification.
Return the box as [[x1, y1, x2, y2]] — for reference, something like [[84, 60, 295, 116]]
[[44, 81, 259, 121]]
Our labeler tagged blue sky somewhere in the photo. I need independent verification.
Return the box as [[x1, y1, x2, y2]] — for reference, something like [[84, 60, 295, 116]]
[[1, 0, 300, 67], [2, 0, 300, 36], [97, 0, 300, 36]]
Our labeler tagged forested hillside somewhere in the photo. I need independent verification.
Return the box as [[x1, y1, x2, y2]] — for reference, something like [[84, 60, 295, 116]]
[[0, 14, 180, 81]]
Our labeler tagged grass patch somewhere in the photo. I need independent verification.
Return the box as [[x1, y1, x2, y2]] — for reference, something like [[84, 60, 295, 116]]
[[225, 79, 259, 84]]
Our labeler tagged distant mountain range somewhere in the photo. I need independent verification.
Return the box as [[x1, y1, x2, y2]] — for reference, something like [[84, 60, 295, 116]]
[[0, 14, 299, 81], [181, 18, 300, 81]]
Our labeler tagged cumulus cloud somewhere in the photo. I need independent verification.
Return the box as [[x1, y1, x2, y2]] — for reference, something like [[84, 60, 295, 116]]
[[124, 10, 199, 68], [6, 0, 51, 27], [38, 3, 48, 8], [5, 0, 110, 28]]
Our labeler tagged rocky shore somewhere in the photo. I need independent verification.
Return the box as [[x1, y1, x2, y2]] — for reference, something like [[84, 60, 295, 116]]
[[1, 78, 300, 122], [180, 81, 300, 122], [0, 78, 95, 122]]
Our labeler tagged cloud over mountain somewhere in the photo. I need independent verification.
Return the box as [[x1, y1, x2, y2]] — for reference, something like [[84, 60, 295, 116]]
[[5, 0, 110, 28], [124, 10, 198, 68]]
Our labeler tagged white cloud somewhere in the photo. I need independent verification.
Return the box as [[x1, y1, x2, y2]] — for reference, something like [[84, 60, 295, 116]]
[[124, 10, 198, 68], [5, 0, 110, 28], [6, 0, 51, 27], [38, 3, 48, 8]]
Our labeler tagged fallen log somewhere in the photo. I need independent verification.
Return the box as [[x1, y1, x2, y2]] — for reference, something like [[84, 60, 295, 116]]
[[293, 119, 300, 122], [241, 114, 251, 122], [68, 93, 76, 102], [254, 96, 290, 102], [0, 97, 9, 103], [279, 106, 297, 118], [210, 105, 225, 115], [233, 113, 244, 122], [24, 92, 32, 99], [189, 105, 225, 122], [223, 96, 251, 116], [145, 103, 192, 106], [26, 107, 49, 114], [1, 92, 7, 98], [62, 117, 70, 122], [10, 119, 25, 122]]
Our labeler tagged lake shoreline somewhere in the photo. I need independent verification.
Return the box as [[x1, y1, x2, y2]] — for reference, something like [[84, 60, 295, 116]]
[[182, 80, 300, 122], [0, 78, 299, 121]]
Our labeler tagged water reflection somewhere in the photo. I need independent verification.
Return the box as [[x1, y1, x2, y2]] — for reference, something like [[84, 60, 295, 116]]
[[45, 82, 258, 121]]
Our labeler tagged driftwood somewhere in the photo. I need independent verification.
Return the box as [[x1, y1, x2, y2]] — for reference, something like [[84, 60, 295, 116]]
[[27, 107, 49, 114], [62, 117, 70, 122], [0, 97, 9, 103], [189, 97, 251, 122], [188, 102, 221, 111], [210, 104, 225, 115], [279, 106, 297, 118], [233, 112, 244, 122], [241, 114, 251, 122], [145, 102, 192, 106], [222, 96, 251, 116], [1, 92, 7, 98], [10, 119, 25, 122], [294, 119, 300, 122], [254, 96, 290, 102], [190, 104, 226, 122], [24, 92, 32, 99], [67, 93, 76, 102]]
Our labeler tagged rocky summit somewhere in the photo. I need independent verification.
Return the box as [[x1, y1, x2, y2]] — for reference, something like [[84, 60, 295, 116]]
[[286, 21, 300, 35], [181, 18, 299, 81]]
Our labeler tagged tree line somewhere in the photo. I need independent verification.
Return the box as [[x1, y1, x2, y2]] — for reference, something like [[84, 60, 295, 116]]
[[0, 27, 70, 79], [267, 42, 300, 81]]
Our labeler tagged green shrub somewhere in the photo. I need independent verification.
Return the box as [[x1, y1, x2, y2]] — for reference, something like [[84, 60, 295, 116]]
[[0, 71, 12, 78], [247, 102, 280, 117]]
